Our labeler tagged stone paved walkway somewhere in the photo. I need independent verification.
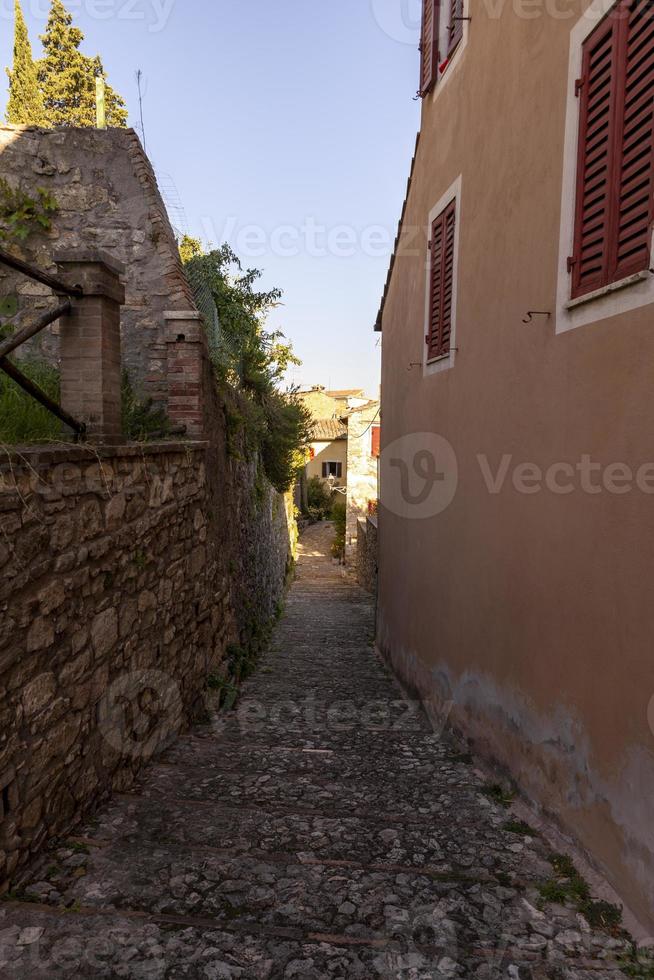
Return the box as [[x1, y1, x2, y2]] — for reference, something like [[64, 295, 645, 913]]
[[0, 523, 634, 977]]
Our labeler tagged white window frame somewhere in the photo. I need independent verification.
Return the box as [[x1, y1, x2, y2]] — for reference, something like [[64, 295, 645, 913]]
[[428, 0, 469, 102], [322, 461, 342, 479], [556, 0, 654, 335], [423, 175, 462, 377]]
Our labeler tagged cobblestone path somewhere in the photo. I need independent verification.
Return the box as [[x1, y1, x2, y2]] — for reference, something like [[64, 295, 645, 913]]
[[0, 524, 633, 977]]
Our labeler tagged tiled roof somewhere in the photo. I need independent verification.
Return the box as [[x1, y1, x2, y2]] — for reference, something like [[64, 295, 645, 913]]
[[312, 419, 347, 441], [326, 389, 366, 399], [344, 399, 379, 417]]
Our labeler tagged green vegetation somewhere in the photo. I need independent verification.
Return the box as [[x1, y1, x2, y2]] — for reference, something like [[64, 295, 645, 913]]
[[538, 853, 623, 932], [0, 364, 171, 447], [331, 497, 346, 560], [0, 178, 57, 243], [503, 819, 537, 837], [1, 888, 38, 903], [5, 0, 127, 127], [481, 783, 515, 808], [37, 0, 126, 126], [0, 357, 61, 444], [180, 237, 312, 492], [306, 474, 333, 521], [121, 370, 171, 441], [5, 0, 46, 126], [619, 948, 654, 979]]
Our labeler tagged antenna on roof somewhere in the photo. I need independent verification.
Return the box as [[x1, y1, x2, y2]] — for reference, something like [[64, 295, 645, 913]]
[[135, 70, 147, 152]]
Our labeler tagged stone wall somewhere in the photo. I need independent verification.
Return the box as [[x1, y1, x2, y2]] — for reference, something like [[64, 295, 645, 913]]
[[356, 516, 378, 595], [0, 124, 193, 405], [345, 402, 379, 563], [0, 439, 294, 889]]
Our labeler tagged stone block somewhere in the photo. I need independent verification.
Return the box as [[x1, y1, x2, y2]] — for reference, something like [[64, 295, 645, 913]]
[[91, 608, 118, 657], [25, 617, 54, 654], [22, 673, 56, 719]]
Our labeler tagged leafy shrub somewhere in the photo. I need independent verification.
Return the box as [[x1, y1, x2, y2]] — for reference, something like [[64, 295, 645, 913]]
[[180, 237, 311, 492], [0, 358, 61, 444], [307, 475, 333, 520], [121, 370, 171, 442]]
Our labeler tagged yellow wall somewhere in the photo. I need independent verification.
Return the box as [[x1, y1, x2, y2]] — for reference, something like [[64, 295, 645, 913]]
[[306, 439, 348, 488]]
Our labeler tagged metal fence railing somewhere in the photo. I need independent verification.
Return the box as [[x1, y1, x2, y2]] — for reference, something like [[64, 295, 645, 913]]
[[0, 247, 86, 440]]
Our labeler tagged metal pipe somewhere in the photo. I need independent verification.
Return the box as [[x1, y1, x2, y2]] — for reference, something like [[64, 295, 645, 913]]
[[0, 301, 71, 361], [0, 248, 83, 298], [0, 357, 86, 439]]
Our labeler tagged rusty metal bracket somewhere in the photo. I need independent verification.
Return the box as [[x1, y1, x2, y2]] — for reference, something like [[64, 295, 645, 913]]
[[522, 311, 551, 324]]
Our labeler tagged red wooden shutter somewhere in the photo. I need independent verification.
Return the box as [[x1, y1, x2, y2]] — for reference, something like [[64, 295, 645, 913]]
[[441, 202, 456, 354], [571, 0, 654, 298], [427, 200, 456, 360], [371, 425, 381, 458], [448, 0, 464, 55], [419, 0, 439, 96], [571, 15, 617, 298], [612, 0, 654, 280]]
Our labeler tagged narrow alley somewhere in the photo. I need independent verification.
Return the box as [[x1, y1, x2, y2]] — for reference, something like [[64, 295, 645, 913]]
[[0, 525, 633, 977]]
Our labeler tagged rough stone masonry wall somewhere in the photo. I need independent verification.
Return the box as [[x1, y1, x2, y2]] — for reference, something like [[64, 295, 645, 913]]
[[0, 440, 294, 889], [356, 516, 378, 596], [345, 403, 379, 563], [0, 125, 193, 404]]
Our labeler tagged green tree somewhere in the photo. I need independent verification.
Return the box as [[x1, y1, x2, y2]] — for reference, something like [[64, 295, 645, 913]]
[[37, 0, 127, 127], [180, 236, 312, 492], [5, 0, 47, 126]]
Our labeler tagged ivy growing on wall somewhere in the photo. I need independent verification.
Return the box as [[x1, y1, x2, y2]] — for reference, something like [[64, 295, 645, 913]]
[[0, 177, 57, 242]]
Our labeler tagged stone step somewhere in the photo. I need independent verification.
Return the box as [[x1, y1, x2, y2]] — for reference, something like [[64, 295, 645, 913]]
[[0, 906, 628, 979], [34, 793, 550, 882], [9, 846, 599, 957], [133, 760, 483, 818], [162, 733, 456, 768]]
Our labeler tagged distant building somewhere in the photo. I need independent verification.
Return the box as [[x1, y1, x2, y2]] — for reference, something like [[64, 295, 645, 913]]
[[298, 387, 380, 559], [306, 418, 348, 489]]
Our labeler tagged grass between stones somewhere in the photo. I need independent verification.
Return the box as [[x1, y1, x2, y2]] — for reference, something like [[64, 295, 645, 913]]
[[482, 783, 515, 808], [503, 819, 536, 837], [537, 853, 623, 933], [618, 951, 654, 978]]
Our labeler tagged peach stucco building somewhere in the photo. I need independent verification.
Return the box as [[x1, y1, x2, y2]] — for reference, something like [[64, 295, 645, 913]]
[[376, 0, 654, 930]]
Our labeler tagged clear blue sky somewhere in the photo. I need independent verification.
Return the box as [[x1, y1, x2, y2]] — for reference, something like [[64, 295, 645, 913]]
[[1, 0, 421, 395]]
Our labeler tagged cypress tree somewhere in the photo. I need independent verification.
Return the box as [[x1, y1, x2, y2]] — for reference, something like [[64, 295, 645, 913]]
[[5, 0, 47, 126], [37, 0, 127, 127]]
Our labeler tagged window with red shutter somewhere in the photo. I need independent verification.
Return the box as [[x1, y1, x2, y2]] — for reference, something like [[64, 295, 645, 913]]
[[427, 200, 456, 361], [571, 0, 654, 299], [419, 0, 439, 96], [448, 0, 464, 55], [371, 425, 381, 458]]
